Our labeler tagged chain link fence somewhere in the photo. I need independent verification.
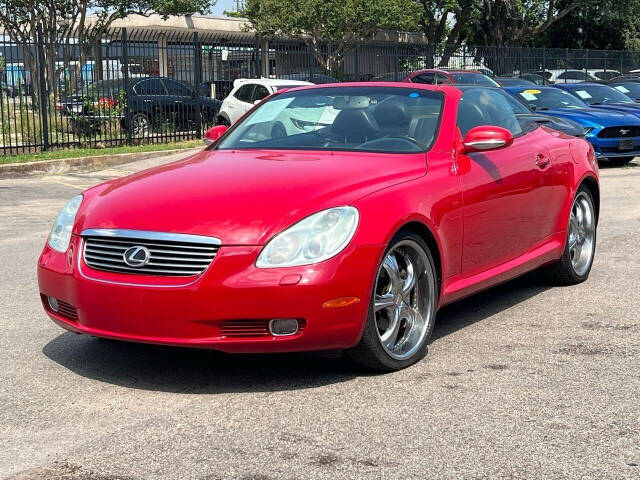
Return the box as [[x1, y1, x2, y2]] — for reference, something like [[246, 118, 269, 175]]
[[2, 28, 640, 156]]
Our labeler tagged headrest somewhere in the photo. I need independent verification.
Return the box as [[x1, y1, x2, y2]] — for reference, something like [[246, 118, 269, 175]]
[[373, 101, 410, 126]]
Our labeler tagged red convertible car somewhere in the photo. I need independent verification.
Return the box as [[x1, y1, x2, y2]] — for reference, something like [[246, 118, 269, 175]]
[[38, 83, 599, 371]]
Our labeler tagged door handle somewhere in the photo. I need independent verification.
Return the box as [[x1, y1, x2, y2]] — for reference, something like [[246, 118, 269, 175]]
[[536, 153, 550, 168]]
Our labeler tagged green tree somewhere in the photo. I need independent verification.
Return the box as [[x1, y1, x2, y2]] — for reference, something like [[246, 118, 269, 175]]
[[237, 0, 420, 72], [466, 0, 595, 47], [535, 0, 640, 49]]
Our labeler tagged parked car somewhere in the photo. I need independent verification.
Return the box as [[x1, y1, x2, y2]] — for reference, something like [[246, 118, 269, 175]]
[[610, 73, 640, 81], [605, 81, 640, 102], [459, 86, 584, 137], [495, 77, 536, 87], [519, 73, 553, 85], [401, 69, 500, 87], [532, 69, 598, 84], [505, 85, 640, 164], [56, 77, 222, 136], [217, 78, 312, 126], [370, 71, 412, 82], [587, 69, 621, 80], [38, 83, 599, 372], [554, 83, 640, 121], [277, 73, 340, 84]]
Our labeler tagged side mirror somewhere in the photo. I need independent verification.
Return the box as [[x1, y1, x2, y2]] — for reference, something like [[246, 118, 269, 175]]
[[204, 125, 228, 145], [462, 126, 514, 153]]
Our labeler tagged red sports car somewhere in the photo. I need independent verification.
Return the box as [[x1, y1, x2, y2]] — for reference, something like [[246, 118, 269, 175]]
[[402, 69, 500, 87], [38, 83, 599, 371]]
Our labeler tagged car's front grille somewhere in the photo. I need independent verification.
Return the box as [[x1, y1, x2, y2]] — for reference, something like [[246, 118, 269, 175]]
[[81, 229, 221, 277], [597, 126, 640, 138]]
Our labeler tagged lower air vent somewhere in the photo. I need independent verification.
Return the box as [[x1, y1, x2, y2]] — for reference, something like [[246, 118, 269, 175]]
[[41, 295, 78, 321], [220, 319, 306, 338]]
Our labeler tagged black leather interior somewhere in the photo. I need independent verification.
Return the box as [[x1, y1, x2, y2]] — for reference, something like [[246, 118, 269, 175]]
[[331, 109, 379, 143]]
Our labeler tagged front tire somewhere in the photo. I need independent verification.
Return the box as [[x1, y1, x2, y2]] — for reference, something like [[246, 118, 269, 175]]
[[347, 232, 438, 372], [545, 187, 597, 285], [130, 112, 151, 137]]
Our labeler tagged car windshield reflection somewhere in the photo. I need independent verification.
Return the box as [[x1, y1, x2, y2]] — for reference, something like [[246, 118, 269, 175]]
[[216, 86, 444, 153]]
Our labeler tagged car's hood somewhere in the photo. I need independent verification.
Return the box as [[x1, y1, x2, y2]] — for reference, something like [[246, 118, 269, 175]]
[[75, 149, 426, 245], [589, 103, 640, 118], [539, 107, 640, 126]]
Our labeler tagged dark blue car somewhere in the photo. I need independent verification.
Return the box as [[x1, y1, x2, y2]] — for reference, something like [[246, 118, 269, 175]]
[[505, 85, 640, 164], [554, 82, 640, 117]]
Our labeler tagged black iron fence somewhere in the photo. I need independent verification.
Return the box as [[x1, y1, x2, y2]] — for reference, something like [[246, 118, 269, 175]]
[[2, 28, 640, 156]]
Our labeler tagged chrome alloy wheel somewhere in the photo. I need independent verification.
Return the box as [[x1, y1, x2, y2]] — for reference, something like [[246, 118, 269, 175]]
[[568, 191, 596, 276], [132, 115, 150, 136], [373, 240, 436, 360]]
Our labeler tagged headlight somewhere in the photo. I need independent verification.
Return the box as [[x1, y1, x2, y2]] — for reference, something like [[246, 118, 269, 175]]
[[256, 207, 359, 268], [48, 195, 83, 252]]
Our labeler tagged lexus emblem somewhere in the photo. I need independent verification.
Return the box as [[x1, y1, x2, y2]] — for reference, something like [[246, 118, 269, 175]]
[[123, 246, 151, 267], [620, 129, 630, 135]]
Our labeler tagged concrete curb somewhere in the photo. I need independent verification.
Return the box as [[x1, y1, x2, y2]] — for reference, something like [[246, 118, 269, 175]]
[[0, 147, 202, 179]]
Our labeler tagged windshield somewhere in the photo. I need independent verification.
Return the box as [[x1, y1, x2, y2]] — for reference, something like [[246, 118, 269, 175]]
[[450, 73, 499, 87], [216, 86, 444, 153], [568, 85, 634, 104], [513, 88, 588, 110], [609, 83, 640, 100], [82, 79, 125, 98], [593, 71, 620, 80]]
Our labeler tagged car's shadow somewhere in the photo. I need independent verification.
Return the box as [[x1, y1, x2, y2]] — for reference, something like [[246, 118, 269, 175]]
[[42, 272, 550, 393]]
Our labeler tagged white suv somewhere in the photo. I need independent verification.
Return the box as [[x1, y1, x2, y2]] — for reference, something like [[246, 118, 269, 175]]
[[217, 78, 313, 126]]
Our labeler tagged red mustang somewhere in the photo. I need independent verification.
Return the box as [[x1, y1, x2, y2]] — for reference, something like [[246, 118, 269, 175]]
[[38, 83, 598, 371]]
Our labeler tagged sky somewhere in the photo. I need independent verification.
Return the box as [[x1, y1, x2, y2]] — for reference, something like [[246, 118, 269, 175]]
[[211, 0, 241, 16]]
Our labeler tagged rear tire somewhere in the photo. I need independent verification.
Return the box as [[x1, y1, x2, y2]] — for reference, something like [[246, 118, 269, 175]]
[[216, 115, 230, 127], [346, 232, 438, 372], [544, 186, 597, 285]]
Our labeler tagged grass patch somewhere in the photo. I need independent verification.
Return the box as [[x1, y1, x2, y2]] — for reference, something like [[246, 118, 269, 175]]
[[0, 140, 203, 165]]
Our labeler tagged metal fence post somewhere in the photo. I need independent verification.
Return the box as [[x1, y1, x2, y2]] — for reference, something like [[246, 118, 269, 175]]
[[354, 41, 359, 81], [309, 40, 314, 79], [193, 31, 202, 138], [36, 24, 49, 151], [394, 38, 399, 81], [542, 47, 546, 76], [620, 51, 624, 73], [122, 28, 132, 146], [565, 48, 569, 74], [585, 49, 589, 73]]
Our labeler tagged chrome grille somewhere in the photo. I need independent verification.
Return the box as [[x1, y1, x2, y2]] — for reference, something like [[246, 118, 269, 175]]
[[82, 229, 220, 277]]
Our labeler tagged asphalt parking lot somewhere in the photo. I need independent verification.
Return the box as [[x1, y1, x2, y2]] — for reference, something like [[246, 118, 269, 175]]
[[1, 152, 639, 480]]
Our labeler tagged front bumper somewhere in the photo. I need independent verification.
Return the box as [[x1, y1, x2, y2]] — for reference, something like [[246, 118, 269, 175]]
[[587, 135, 640, 158], [38, 235, 382, 353]]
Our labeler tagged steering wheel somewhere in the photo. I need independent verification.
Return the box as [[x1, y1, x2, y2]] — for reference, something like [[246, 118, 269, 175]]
[[358, 136, 425, 150]]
